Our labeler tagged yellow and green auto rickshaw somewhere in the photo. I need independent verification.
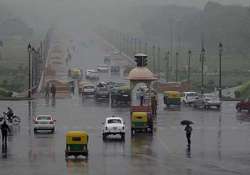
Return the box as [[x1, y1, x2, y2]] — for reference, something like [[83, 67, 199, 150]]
[[65, 131, 89, 159], [163, 91, 181, 107], [131, 111, 153, 135]]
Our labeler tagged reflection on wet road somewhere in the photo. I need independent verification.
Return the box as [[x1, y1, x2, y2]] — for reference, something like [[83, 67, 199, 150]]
[[1, 95, 250, 175]]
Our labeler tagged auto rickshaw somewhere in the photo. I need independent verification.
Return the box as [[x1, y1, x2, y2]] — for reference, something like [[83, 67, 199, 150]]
[[163, 91, 181, 107], [65, 131, 89, 159], [131, 111, 153, 135], [70, 68, 82, 79]]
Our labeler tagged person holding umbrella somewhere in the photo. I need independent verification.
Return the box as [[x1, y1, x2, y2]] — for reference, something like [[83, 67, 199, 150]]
[[181, 120, 193, 146]]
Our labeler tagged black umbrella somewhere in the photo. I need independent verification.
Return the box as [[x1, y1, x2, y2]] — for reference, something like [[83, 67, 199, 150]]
[[180, 120, 194, 125]]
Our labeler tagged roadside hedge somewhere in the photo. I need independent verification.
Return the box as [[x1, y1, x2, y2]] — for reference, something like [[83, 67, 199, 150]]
[[234, 81, 250, 98]]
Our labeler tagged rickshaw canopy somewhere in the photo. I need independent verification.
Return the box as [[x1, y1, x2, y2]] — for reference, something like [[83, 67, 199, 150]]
[[66, 131, 88, 145], [164, 91, 181, 98]]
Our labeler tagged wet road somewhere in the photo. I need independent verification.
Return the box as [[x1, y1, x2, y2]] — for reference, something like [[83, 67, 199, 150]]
[[1, 31, 250, 175]]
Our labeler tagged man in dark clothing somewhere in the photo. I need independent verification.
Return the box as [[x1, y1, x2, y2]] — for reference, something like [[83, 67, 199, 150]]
[[44, 83, 50, 97], [184, 124, 192, 146], [151, 96, 158, 116], [1, 121, 10, 146], [140, 95, 144, 106], [51, 84, 56, 98]]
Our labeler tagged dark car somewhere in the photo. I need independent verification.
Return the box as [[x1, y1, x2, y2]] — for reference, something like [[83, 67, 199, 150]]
[[111, 86, 131, 107], [95, 86, 110, 100], [111, 65, 120, 74], [236, 99, 250, 112]]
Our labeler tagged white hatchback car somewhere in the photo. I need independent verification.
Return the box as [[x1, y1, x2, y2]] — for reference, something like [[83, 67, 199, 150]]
[[102, 117, 125, 140], [183, 92, 199, 105], [97, 64, 109, 72], [34, 115, 56, 133]]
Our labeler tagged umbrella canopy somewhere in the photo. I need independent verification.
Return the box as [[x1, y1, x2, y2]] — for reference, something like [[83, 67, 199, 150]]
[[180, 120, 194, 125]]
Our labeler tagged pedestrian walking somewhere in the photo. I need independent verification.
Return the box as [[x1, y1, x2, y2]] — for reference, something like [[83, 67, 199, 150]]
[[71, 84, 75, 95], [51, 84, 56, 98], [1, 121, 10, 147], [139, 88, 144, 106], [140, 94, 144, 106], [45, 83, 50, 97], [184, 124, 192, 146], [151, 95, 158, 116]]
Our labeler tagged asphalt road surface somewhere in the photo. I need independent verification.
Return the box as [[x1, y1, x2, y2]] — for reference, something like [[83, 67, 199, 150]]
[[0, 30, 250, 175]]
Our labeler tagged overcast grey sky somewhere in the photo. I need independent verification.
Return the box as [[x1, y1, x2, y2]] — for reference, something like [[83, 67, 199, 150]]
[[1, 0, 249, 34], [1, 0, 249, 7]]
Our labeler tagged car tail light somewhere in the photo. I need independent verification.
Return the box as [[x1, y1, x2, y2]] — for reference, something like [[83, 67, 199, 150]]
[[49, 121, 54, 124], [34, 121, 38, 124]]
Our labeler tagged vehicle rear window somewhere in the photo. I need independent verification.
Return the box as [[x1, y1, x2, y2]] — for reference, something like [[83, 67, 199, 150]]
[[108, 119, 122, 124], [37, 116, 51, 120], [72, 137, 81, 141]]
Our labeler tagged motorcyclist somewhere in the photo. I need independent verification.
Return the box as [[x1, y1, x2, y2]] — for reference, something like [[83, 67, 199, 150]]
[[6, 107, 14, 121]]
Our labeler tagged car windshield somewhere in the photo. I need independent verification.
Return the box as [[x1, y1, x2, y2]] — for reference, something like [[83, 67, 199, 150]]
[[37, 116, 51, 120], [205, 95, 218, 99], [98, 65, 108, 68], [108, 119, 122, 124], [84, 86, 94, 89], [187, 93, 197, 97]]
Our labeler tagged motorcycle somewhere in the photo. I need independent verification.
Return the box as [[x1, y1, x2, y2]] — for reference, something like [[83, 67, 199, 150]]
[[0, 112, 21, 125]]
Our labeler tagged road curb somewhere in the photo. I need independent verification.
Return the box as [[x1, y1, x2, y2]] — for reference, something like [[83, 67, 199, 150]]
[[0, 97, 33, 101]]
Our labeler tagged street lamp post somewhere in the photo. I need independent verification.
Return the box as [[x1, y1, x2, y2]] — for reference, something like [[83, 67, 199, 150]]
[[152, 45, 156, 73], [157, 46, 161, 75], [175, 52, 179, 82], [218, 42, 223, 99], [188, 50, 192, 82], [27, 43, 32, 98], [134, 37, 137, 54], [144, 42, 148, 55], [165, 51, 170, 82], [200, 48, 206, 94]]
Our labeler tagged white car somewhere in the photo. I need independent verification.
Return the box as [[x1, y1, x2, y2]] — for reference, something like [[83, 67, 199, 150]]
[[33, 115, 56, 133], [203, 94, 222, 109], [85, 69, 99, 80], [193, 94, 221, 109], [183, 92, 199, 105], [97, 64, 109, 72], [102, 117, 125, 140], [82, 84, 96, 95]]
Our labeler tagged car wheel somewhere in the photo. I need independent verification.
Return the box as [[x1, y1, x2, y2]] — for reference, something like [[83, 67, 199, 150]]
[[217, 105, 221, 110], [34, 129, 37, 134]]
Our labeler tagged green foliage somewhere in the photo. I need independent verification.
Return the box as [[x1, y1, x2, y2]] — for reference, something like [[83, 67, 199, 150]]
[[0, 88, 12, 97], [234, 81, 250, 98]]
